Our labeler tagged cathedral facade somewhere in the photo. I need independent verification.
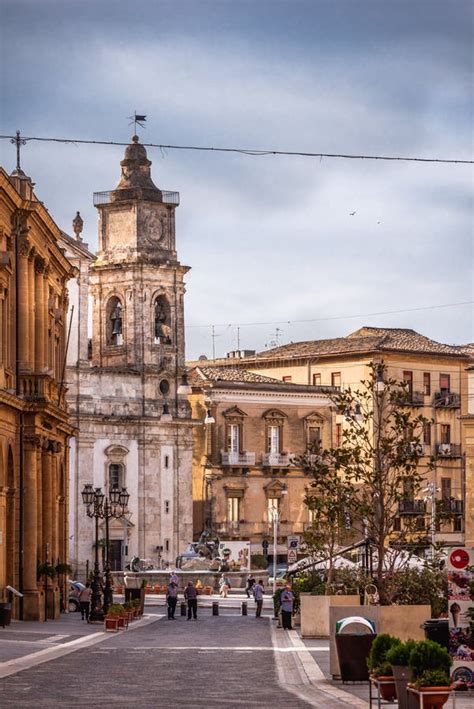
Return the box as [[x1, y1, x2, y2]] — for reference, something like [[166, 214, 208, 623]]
[[66, 137, 194, 574]]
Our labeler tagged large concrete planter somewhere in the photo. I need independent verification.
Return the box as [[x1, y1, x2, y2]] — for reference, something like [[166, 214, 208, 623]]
[[300, 594, 361, 638], [329, 604, 431, 679]]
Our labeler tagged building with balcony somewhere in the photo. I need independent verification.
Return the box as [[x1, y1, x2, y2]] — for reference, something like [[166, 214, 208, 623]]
[[190, 326, 470, 549], [188, 365, 335, 557], [460, 354, 474, 547], [0, 165, 76, 620]]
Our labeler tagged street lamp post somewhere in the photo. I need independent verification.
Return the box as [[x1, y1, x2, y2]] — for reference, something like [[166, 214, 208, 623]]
[[81, 483, 130, 619], [270, 507, 280, 597]]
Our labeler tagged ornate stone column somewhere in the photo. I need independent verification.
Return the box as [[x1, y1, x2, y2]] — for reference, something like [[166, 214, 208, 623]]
[[22, 435, 40, 620], [34, 257, 45, 372], [17, 237, 31, 372], [42, 442, 53, 561], [43, 268, 50, 372], [28, 250, 35, 370]]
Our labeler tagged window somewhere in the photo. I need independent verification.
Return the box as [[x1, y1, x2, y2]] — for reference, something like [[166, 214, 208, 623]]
[[108, 463, 123, 490], [441, 478, 451, 500], [282, 376, 292, 383], [423, 423, 431, 446], [165, 539, 170, 552], [267, 425, 280, 454], [227, 423, 240, 453], [267, 497, 279, 520], [335, 423, 342, 447], [440, 374, 450, 394], [440, 424, 451, 444], [312, 373, 321, 386], [227, 497, 240, 522], [164, 455, 169, 469], [393, 517, 401, 532], [331, 372, 341, 388], [453, 517, 463, 533], [423, 373, 431, 396], [153, 295, 171, 345], [403, 371, 413, 395], [164, 500, 170, 514], [106, 296, 123, 346], [308, 426, 321, 448]]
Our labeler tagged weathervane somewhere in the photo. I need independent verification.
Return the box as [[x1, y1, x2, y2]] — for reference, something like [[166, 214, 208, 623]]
[[127, 111, 147, 135], [11, 130, 26, 171]]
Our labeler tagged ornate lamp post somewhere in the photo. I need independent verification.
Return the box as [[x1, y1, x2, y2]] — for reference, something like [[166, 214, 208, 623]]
[[81, 483, 130, 619]]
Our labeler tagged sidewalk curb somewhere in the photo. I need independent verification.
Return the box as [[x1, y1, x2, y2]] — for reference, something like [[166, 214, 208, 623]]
[[0, 614, 162, 680], [271, 620, 369, 708]]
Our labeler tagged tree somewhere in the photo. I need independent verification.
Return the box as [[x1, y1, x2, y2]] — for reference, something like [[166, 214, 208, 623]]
[[303, 362, 434, 596]]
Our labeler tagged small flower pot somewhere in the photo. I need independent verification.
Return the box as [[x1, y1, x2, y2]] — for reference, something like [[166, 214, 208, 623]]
[[409, 684, 452, 709], [372, 676, 396, 701], [104, 616, 119, 632]]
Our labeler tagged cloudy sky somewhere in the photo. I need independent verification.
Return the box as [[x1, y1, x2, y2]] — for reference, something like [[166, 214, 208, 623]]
[[1, 0, 473, 358]]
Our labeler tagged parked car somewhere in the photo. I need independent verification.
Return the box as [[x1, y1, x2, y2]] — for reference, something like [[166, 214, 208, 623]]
[[68, 581, 85, 612], [267, 564, 287, 587]]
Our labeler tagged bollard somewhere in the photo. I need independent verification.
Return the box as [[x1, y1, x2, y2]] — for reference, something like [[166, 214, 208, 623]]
[[241, 601, 247, 616], [212, 601, 219, 616], [180, 601, 187, 616]]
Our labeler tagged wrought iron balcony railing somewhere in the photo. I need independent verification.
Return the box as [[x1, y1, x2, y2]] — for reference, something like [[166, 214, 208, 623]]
[[436, 443, 462, 458], [93, 190, 180, 206], [262, 452, 293, 467], [221, 451, 256, 466], [398, 499, 427, 515], [433, 392, 461, 408]]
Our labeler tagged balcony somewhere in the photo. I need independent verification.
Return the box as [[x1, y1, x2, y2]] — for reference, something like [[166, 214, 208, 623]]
[[398, 499, 427, 515], [433, 392, 461, 408], [398, 390, 425, 406], [216, 521, 241, 537], [262, 452, 293, 467], [440, 499, 464, 515], [435, 443, 462, 458], [19, 374, 65, 407], [93, 190, 180, 206], [221, 451, 256, 466]]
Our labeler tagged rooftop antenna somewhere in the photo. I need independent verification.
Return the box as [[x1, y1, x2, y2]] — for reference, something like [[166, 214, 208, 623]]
[[11, 130, 26, 171], [127, 111, 147, 135]]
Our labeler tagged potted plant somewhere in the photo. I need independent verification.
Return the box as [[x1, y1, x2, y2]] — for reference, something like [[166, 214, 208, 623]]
[[367, 634, 398, 700], [386, 639, 416, 709], [408, 640, 452, 708], [104, 603, 123, 632]]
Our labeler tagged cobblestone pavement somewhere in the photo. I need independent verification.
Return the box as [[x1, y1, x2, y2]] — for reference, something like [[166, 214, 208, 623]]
[[1, 612, 316, 708]]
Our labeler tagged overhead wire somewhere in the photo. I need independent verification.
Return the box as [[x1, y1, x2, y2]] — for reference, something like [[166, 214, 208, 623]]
[[0, 133, 473, 165]]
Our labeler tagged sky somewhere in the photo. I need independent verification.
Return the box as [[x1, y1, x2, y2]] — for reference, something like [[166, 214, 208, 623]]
[[1, 0, 473, 359]]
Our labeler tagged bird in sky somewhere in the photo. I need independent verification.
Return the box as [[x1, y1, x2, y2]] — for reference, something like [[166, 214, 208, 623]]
[[349, 211, 356, 216]]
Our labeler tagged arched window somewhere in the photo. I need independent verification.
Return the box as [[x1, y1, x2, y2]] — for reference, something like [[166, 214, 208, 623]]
[[106, 296, 123, 346], [153, 295, 171, 345]]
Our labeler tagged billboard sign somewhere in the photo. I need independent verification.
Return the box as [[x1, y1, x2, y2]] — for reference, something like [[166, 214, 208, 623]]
[[218, 541, 250, 571], [447, 547, 474, 689]]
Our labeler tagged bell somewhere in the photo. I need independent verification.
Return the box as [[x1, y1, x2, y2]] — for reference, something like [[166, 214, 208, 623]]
[[112, 319, 122, 335]]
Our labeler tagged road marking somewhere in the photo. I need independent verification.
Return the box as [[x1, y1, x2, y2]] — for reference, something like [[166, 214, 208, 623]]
[[0, 614, 162, 680], [116, 645, 329, 652]]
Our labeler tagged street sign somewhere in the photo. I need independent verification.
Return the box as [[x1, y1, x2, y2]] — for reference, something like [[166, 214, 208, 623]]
[[287, 535, 300, 551], [287, 549, 298, 564]]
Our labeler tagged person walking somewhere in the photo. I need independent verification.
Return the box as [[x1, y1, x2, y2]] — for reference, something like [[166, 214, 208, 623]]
[[166, 581, 178, 620], [184, 581, 198, 620], [79, 582, 92, 622], [245, 576, 255, 599], [253, 579, 264, 618], [280, 583, 294, 630]]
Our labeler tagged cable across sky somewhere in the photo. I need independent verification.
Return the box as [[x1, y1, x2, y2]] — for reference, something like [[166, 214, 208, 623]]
[[0, 133, 473, 165]]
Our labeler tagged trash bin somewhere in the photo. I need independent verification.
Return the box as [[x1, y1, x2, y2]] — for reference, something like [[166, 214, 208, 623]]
[[180, 601, 187, 616], [335, 616, 376, 682], [0, 603, 12, 628], [422, 619, 449, 650], [241, 601, 247, 616], [212, 601, 219, 616]]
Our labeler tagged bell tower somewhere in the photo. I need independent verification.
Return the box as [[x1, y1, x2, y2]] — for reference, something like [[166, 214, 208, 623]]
[[90, 135, 189, 403]]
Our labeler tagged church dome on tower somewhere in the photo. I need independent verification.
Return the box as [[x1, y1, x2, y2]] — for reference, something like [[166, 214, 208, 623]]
[[112, 135, 163, 202]]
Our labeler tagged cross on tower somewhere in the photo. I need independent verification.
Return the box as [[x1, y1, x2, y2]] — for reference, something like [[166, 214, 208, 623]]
[[11, 130, 26, 171]]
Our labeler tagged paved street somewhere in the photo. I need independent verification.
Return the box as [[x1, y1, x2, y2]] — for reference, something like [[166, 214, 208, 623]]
[[0, 607, 369, 708]]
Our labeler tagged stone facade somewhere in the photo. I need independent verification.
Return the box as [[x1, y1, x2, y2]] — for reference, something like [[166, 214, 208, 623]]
[[460, 358, 474, 547], [191, 327, 470, 550], [0, 166, 75, 620], [189, 366, 335, 555], [65, 137, 194, 575]]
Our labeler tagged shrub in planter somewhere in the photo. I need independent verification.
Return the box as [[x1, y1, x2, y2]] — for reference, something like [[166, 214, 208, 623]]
[[367, 634, 399, 701], [414, 669, 451, 689], [386, 640, 417, 709], [409, 640, 451, 682]]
